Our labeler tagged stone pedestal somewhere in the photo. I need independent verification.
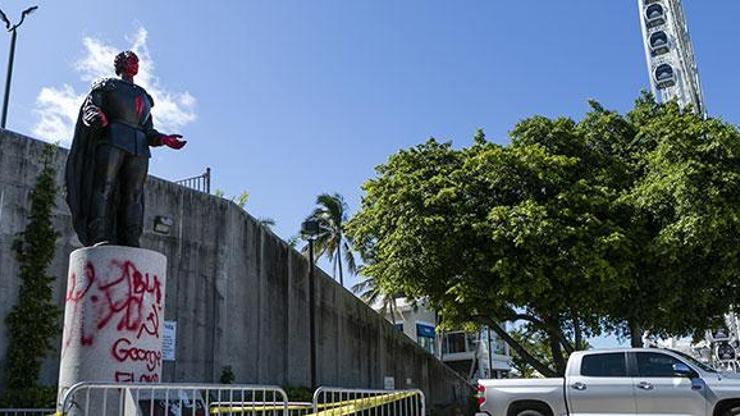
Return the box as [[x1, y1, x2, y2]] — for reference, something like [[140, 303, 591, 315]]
[[57, 246, 167, 411]]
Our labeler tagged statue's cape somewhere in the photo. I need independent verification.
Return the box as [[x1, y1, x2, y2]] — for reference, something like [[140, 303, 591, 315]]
[[65, 100, 100, 246], [65, 78, 128, 246]]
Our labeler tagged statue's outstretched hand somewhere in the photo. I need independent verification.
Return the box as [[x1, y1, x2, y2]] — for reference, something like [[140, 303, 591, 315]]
[[162, 134, 187, 149]]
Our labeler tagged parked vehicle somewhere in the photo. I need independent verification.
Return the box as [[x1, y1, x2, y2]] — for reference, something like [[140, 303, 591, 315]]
[[475, 348, 740, 416]]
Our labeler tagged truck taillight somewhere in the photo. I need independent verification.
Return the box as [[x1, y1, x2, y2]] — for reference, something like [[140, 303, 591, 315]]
[[476, 384, 486, 407]]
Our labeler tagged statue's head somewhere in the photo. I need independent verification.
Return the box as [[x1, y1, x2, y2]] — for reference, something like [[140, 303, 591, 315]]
[[114, 50, 139, 77]]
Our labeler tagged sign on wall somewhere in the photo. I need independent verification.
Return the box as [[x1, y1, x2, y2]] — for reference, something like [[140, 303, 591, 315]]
[[383, 376, 395, 390], [163, 321, 177, 361], [416, 323, 435, 339]]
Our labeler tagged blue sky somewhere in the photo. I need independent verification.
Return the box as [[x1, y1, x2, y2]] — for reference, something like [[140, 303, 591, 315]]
[[4, 2, 740, 343]]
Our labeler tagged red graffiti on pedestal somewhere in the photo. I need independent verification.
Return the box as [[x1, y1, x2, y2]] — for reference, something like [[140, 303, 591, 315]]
[[114, 371, 160, 383], [114, 371, 134, 383], [112, 337, 162, 371], [64, 262, 97, 347], [63, 258, 164, 382], [139, 373, 160, 382], [95, 260, 162, 338]]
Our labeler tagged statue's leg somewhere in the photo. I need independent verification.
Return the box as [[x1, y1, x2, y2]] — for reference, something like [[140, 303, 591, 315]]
[[89, 145, 126, 245], [118, 153, 149, 247]]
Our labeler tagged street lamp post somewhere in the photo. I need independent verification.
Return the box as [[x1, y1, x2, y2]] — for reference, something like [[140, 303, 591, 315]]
[[0, 5, 38, 129], [487, 327, 494, 378], [301, 219, 321, 389]]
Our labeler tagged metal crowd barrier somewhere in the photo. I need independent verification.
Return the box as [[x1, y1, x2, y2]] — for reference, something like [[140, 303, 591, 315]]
[[311, 387, 425, 416], [2, 383, 426, 416], [285, 403, 313, 416], [59, 382, 289, 416]]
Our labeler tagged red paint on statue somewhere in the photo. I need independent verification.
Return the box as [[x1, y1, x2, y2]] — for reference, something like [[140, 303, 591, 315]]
[[135, 96, 144, 117]]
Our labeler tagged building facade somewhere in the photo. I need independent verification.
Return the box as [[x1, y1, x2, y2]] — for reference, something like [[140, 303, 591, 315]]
[[375, 298, 511, 381]]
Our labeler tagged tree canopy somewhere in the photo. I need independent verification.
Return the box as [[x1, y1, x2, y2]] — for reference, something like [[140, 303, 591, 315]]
[[347, 95, 740, 375]]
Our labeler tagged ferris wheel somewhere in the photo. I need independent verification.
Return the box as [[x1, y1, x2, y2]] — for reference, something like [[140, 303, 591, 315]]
[[635, 1, 740, 370], [637, 0, 706, 116]]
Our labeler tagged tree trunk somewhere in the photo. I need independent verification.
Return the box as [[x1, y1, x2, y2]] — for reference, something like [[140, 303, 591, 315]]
[[629, 320, 644, 348], [574, 325, 583, 351], [559, 335, 575, 355], [548, 331, 567, 376], [541, 314, 568, 375], [483, 318, 558, 378], [337, 236, 344, 287], [573, 311, 583, 350]]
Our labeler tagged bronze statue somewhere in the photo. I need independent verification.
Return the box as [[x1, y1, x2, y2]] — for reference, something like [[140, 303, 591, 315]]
[[65, 50, 186, 247]]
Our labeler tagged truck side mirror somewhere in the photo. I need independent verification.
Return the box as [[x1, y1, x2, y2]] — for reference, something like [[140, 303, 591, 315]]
[[673, 363, 696, 378]]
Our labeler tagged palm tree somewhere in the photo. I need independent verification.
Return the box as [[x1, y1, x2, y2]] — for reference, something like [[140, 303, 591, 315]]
[[352, 274, 402, 324], [302, 193, 356, 286]]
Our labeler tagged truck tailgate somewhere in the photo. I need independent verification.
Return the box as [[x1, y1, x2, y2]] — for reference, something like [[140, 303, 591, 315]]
[[478, 378, 568, 416]]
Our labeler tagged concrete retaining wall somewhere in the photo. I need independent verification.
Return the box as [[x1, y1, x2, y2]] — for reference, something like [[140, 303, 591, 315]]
[[0, 129, 471, 408]]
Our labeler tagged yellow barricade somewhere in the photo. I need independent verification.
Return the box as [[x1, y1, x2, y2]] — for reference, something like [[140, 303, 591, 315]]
[[210, 402, 313, 414], [312, 388, 424, 416]]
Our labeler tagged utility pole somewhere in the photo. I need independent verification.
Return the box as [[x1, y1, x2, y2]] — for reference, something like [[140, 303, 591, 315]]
[[302, 219, 320, 389], [0, 5, 38, 129]]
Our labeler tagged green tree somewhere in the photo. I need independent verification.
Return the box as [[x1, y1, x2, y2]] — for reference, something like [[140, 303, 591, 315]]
[[347, 95, 740, 375], [214, 189, 250, 208], [303, 193, 357, 287], [2, 145, 61, 407], [234, 191, 250, 208], [508, 326, 591, 378], [612, 95, 740, 345], [219, 366, 235, 384], [348, 137, 613, 376], [508, 329, 553, 378]]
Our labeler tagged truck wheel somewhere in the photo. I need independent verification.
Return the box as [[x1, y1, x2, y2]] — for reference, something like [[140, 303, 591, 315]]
[[723, 406, 740, 416], [515, 411, 546, 416], [510, 402, 552, 416]]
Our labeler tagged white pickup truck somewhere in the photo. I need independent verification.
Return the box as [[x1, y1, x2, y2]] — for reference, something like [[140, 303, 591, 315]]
[[476, 348, 740, 416]]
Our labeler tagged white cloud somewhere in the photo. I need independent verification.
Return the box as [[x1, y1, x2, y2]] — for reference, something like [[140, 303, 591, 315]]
[[32, 84, 82, 142], [32, 27, 196, 145]]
